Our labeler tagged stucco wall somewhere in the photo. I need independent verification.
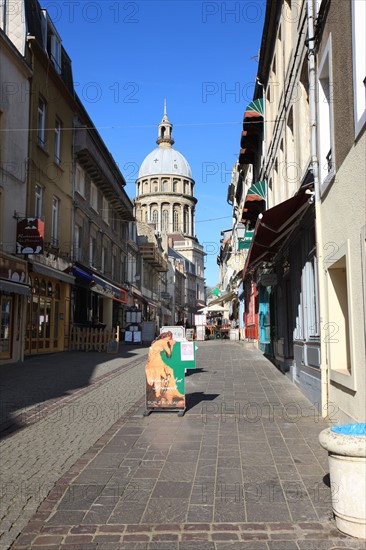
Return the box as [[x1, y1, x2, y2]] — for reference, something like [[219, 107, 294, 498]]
[[321, 131, 366, 422], [0, 37, 30, 253]]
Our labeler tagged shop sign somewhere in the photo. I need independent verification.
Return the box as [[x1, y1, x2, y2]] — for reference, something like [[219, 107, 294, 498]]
[[0, 253, 27, 283], [259, 273, 277, 286], [16, 218, 44, 254], [160, 325, 185, 341], [238, 229, 254, 249]]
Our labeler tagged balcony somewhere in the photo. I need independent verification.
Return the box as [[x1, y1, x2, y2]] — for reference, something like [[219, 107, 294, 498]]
[[139, 242, 168, 272], [74, 125, 134, 221]]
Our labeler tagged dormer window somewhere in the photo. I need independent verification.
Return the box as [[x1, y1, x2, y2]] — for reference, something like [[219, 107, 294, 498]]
[[42, 9, 62, 74], [50, 34, 61, 73]]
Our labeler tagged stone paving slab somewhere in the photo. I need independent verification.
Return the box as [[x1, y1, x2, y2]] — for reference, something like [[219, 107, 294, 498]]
[[0, 352, 149, 549], [5, 341, 366, 550]]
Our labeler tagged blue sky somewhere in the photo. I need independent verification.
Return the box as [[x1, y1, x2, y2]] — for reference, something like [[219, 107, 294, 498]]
[[43, 0, 265, 286]]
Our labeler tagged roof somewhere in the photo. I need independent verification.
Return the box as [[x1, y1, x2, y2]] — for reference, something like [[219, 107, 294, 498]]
[[138, 146, 192, 179]]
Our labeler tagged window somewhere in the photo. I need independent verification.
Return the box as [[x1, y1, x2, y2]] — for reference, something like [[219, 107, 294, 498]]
[[51, 196, 59, 245], [352, 0, 366, 136], [120, 256, 126, 282], [54, 119, 61, 163], [162, 210, 169, 232], [173, 209, 179, 232], [90, 182, 98, 211], [89, 236, 96, 267], [318, 36, 335, 192], [162, 179, 169, 192], [173, 180, 178, 193], [111, 249, 116, 279], [37, 98, 46, 147], [75, 165, 85, 197], [101, 247, 106, 273], [152, 209, 158, 228], [74, 224, 81, 261], [102, 197, 109, 224], [327, 241, 356, 391], [35, 184, 42, 218], [50, 33, 61, 73]]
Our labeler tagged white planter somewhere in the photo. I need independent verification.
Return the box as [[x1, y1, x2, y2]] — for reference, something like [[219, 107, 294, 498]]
[[319, 424, 366, 539]]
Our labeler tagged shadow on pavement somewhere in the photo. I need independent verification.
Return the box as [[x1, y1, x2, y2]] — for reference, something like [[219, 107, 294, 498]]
[[185, 392, 220, 412], [0, 344, 150, 439], [185, 367, 206, 377]]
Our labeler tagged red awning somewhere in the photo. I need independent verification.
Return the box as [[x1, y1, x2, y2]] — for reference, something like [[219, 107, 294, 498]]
[[243, 192, 310, 273]]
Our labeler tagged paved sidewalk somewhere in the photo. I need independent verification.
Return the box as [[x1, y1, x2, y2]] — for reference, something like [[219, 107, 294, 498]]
[[0, 346, 149, 549], [7, 342, 365, 549]]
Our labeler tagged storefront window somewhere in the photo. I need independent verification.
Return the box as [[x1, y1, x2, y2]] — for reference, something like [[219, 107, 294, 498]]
[[0, 296, 12, 357], [40, 279, 46, 296], [33, 277, 39, 294]]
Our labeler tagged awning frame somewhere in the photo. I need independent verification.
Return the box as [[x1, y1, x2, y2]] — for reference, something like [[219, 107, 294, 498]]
[[244, 193, 311, 274]]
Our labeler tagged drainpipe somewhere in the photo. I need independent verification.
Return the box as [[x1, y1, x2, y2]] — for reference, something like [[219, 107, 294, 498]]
[[307, 0, 328, 418]]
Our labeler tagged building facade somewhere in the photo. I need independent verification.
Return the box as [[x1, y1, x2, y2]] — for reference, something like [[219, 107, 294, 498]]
[[1, 1, 32, 363], [71, 98, 134, 330], [315, 0, 366, 422]]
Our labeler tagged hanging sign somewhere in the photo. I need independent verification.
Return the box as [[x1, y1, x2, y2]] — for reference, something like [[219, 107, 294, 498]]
[[16, 218, 44, 254]]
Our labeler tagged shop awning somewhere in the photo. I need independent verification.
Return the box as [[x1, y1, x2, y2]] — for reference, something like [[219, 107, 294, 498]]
[[73, 267, 93, 281], [208, 290, 236, 306], [91, 274, 127, 303], [244, 192, 310, 274], [30, 262, 75, 284], [242, 181, 266, 225], [0, 279, 31, 296], [244, 98, 264, 119], [239, 99, 264, 165]]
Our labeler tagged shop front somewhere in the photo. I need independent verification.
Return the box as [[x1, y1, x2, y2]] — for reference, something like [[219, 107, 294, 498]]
[[72, 266, 127, 329], [0, 252, 30, 363], [25, 262, 74, 354]]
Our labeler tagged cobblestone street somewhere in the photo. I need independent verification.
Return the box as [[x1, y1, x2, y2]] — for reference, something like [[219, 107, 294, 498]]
[[1, 342, 364, 549]]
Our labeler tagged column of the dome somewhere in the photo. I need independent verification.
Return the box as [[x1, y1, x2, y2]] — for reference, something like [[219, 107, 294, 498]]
[[170, 204, 174, 233], [159, 202, 163, 233], [188, 206, 192, 236]]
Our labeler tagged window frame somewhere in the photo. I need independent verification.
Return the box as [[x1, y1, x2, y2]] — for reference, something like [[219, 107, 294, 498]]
[[351, 0, 366, 137], [54, 118, 61, 164], [37, 97, 47, 148], [35, 184, 43, 218], [75, 164, 85, 197], [327, 240, 356, 391], [90, 181, 98, 212], [317, 35, 335, 195], [51, 196, 59, 246]]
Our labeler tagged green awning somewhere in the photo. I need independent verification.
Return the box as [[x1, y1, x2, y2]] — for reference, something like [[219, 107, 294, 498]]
[[246, 180, 266, 202], [245, 98, 264, 117]]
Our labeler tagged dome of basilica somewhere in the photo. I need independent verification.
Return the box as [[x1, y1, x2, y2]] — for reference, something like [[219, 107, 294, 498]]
[[138, 146, 192, 179]]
